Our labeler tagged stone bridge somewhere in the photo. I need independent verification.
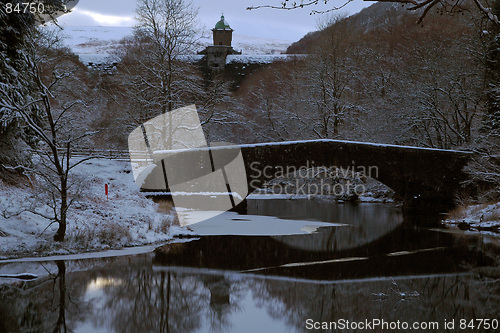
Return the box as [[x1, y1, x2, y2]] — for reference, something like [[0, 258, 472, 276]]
[[139, 139, 472, 212], [239, 140, 471, 211]]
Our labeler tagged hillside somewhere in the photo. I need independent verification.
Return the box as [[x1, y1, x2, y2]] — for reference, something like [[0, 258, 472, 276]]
[[48, 26, 292, 64], [286, 2, 424, 54]]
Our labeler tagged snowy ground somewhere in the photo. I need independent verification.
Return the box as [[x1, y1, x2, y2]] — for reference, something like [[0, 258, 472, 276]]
[[0, 158, 186, 260], [444, 202, 500, 235]]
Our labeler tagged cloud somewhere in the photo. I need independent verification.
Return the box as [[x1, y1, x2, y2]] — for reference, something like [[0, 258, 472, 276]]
[[77, 9, 135, 26], [57, 8, 135, 26]]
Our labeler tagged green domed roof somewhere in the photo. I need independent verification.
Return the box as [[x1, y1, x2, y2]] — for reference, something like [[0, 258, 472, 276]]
[[214, 15, 232, 30]]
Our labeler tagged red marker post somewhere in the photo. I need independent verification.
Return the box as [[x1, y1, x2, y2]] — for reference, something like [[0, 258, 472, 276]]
[[105, 183, 109, 200]]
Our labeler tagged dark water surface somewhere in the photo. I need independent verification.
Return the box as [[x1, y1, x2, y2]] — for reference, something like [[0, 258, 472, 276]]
[[0, 199, 499, 333]]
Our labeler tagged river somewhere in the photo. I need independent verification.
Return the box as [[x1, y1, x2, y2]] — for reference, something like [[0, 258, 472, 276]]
[[0, 198, 498, 332]]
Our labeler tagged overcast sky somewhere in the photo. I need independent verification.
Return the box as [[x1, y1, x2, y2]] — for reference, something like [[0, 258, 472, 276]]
[[56, 0, 372, 41]]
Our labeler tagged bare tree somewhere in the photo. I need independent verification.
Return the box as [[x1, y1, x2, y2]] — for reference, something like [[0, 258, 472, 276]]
[[306, 16, 359, 138], [235, 59, 316, 142], [110, 0, 241, 148], [463, 127, 500, 202], [129, 0, 201, 114], [0, 29, 95, 241], [396, 20, 486, 148]]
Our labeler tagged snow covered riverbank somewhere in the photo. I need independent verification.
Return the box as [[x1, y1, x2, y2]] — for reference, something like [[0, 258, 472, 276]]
[[0, 158, 183, 260], [444, 202, 500, 235]]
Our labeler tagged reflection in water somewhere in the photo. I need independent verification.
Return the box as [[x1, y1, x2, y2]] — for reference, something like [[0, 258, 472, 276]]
[[84, 263, 245, 333], [54, 261, 67, 333], [248, 273, 499, 332], [96, 269, 207, 333], [0, 260, 83, 333], [0, 202, 499, 332], [182, 200, 406, 255], [255, 200, 405, 252], [0, 260, 498, 333]]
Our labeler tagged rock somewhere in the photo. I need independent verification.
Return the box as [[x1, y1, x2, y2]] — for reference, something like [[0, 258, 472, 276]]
[[457, 221, 472, 230]]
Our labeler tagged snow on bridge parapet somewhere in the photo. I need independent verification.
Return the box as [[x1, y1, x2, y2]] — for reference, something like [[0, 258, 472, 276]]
[[226, 54, 307, 65], [144, 139, 471, 212], [238, 139, 472, 154], [150, 139, 472, 156]]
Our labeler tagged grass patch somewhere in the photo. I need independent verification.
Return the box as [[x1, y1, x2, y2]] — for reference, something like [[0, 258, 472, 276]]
[[97, 221, 131, 245]]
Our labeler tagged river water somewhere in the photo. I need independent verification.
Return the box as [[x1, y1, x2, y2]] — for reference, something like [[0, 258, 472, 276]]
[[0, 199, 499, 332]]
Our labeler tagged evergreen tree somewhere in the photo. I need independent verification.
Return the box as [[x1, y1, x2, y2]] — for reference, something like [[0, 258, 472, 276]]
[[485, 0, 500, 130], [0, 1, 35, 181]]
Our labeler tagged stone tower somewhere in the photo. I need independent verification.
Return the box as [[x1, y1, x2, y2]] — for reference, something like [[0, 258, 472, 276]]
[[199, 14, 241, 71], [213, 15, 233, 46]]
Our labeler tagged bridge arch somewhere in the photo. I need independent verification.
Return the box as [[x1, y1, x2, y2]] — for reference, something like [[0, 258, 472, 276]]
[[239, 140, 471, 211]]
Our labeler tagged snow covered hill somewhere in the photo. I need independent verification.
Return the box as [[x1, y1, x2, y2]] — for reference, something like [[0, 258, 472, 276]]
[[49, 26, 292, 64], [55, 26, 130, 64]]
